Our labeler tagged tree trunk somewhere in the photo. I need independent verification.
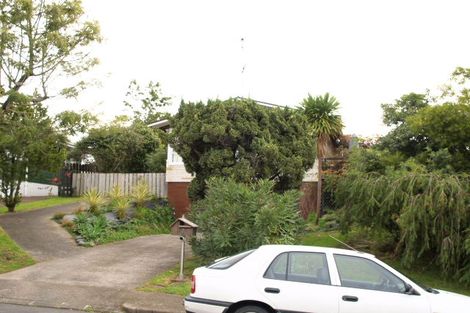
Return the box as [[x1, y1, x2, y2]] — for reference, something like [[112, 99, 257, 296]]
[[315, 157, 322, 223], [6, 203, 15, 213]]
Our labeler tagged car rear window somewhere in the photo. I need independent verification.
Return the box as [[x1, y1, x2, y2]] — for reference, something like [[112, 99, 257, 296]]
[[264, 252, 331, 285], [208, 250, 255, 269]]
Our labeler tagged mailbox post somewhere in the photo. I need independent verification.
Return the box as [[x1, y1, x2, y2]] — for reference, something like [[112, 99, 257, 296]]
[[171, 216, 198, 281]]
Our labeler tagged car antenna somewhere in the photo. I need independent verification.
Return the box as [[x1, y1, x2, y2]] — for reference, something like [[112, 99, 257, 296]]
[[328, 235, 358, 252]]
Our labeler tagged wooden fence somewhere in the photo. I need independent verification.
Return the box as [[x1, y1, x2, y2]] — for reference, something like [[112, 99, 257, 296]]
[[72, 173, 167, 198]]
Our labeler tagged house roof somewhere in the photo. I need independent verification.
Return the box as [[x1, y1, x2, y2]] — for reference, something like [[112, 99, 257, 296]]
[[148, 119, 170, 129]]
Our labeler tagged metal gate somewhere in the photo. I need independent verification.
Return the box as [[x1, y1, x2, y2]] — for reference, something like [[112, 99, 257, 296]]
[[59, 162, 96, 197]]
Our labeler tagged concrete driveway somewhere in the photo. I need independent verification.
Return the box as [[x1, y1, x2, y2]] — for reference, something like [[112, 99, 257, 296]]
[[0, 204, 187, 312], [0, 234, 184, 288]]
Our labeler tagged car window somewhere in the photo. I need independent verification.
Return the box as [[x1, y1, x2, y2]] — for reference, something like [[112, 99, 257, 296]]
[[208, 250, 254, 269], [264, 252, 331, 285], [334, 254, 406, 293], [264, 252, 288, 280]]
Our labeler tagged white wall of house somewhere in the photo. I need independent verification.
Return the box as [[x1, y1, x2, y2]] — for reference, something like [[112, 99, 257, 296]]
[[166, 146, 194, 183], [302, 159, 319, 182], [0, 181, 58, 197]]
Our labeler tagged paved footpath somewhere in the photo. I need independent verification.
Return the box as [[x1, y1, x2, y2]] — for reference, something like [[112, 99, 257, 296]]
[[0, 204, 187, 313]]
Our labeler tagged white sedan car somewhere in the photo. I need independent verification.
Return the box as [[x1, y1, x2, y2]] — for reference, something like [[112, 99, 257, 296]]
[[184, 245, 470, 313]]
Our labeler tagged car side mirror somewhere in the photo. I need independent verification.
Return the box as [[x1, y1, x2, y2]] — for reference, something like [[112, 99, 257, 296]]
[[404, 283, 419, 295]]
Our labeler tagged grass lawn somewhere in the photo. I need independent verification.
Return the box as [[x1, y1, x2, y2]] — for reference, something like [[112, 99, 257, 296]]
[[0, 197, 80, 214], [301, 230, 470, 296], [139, 258, 204, 296], [140, 230, 470, 297], [0, 226, 35, 273]]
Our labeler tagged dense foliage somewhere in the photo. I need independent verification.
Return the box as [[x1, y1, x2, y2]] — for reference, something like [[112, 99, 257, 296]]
[[71, 121, 166, 173], [325, 69, 470, 285], [0, 0, 100, 211], [0, 103, 68, 211], [0, 0, 101, 109], [169, 98, 315, 200], [332, 171, 470, 284], [191, 177, 304, 260]]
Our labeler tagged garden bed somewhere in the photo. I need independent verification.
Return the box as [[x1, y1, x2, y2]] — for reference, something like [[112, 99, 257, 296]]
[[53, 183, 174, 246]]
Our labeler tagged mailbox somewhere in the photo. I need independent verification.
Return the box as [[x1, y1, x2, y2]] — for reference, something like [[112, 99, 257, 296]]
[[170, 215, 198, 240]]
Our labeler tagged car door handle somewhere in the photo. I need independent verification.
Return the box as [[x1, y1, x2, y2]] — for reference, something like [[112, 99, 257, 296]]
[[342, 295, 359, 302], [264, 287, 280, 294]]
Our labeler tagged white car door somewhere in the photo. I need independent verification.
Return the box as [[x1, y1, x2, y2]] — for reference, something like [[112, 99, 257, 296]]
[[333, 254, 430, 313], [260, 251, 339, 313]]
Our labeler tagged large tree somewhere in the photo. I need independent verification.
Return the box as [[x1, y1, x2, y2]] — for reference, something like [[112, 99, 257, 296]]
[[0, 0, 101, 109], [377, 93, 429, 156], [0, 0, 100, 211], [301, 93, 343, 218], [407, 103, 470, 172], [71, 120, 167, 173], [0, 102, 68, 211], [169, 98, 316, 200]]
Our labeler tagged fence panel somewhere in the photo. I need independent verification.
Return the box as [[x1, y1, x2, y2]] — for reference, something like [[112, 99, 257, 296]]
[[72, 173, 167, 198]]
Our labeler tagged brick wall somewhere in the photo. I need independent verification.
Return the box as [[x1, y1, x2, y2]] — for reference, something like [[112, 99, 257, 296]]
[[168, 182, 191, 218]]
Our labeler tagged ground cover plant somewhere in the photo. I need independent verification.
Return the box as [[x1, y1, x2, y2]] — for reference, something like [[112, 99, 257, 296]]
[[0, 226, 35, 273], [55, 184, 174, 246]]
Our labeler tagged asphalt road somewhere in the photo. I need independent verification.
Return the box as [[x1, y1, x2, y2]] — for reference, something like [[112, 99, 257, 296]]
[[0, 303, 82, 312]]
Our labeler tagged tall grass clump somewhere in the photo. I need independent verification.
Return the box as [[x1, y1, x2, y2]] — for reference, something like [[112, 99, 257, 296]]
[[132, 181, 151, 208], [82, 189, 106, 214]]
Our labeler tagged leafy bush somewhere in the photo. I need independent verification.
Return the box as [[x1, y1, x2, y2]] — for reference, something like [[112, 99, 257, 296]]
[[191, 177, 304, 260], [134, 206, 174, 229], [331, 171, 470, 284], [169, 98, 315, 200], [82, 189, 106, 214], [73, 213, 108, 244], [132, 181, 151, 207]]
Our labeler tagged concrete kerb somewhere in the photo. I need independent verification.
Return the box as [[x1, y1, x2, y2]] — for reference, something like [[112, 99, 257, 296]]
[[121, 293, 185, 313], [122, 302, 184, 313]]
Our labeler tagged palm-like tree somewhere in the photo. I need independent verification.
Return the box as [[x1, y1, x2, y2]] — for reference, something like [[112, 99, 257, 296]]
[[301, 93, 344, 220]]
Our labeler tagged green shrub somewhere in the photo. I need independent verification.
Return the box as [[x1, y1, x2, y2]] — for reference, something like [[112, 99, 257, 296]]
[[132, 182, 151, 207], [82, 189, 106, 214], [134, 206, 174, 229], [191, 177, 304, 260]]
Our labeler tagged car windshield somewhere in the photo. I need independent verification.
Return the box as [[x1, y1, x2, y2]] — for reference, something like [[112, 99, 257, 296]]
[[208, 250, 255, 269]]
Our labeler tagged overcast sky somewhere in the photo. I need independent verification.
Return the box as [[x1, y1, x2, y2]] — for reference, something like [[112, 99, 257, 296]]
[[48, 0, 470, 136]]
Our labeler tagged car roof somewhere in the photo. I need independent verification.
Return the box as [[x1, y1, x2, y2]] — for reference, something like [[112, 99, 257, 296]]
[[257, 244, 375, 258]]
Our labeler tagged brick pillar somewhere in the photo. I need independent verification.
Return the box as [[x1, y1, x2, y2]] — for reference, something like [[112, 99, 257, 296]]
[[167, 182, 191, 217]]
